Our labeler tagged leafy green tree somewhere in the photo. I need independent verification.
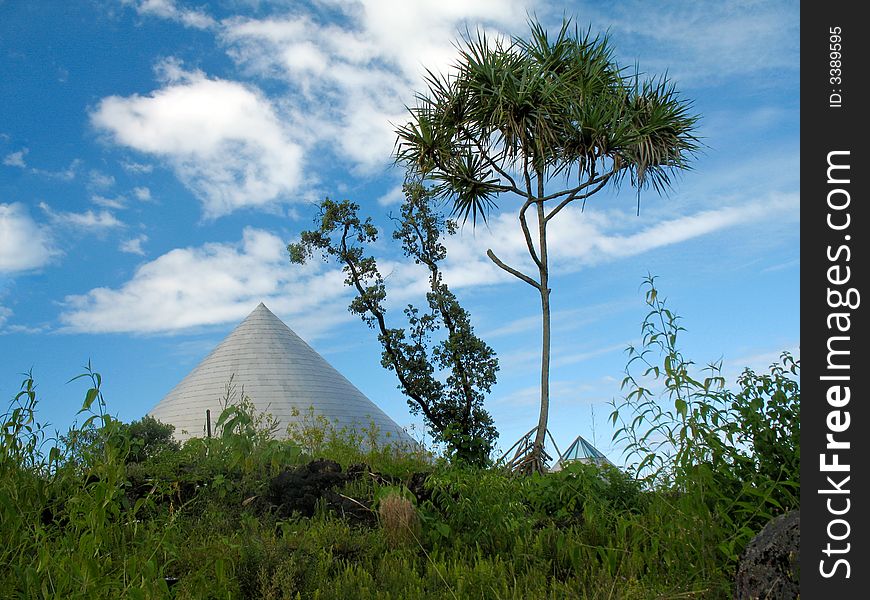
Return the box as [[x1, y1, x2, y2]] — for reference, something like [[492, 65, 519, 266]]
[[289, 183, 498, 464], [395, 19, 699, 472]]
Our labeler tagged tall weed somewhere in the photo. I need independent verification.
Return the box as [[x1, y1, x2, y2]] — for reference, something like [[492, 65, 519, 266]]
[[610, 275, 800, 564]]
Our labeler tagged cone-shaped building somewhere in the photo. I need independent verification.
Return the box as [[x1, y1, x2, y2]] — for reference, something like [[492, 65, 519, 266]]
[[550, 435, 613, 471], [149, 303, 414, 447]]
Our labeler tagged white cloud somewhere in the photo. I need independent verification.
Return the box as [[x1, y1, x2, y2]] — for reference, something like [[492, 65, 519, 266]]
[[39, 202, 125, 230], [0, 203, 56, 273], [3, 148, 28, 168], [90, 66, 305, 217], [120, 234, 149, 256], [60, 227, 352, 338], [492, 379, 598, 409], [127, 0, 215, 30], [552, 342, 629, 369], [220, 1, 529, 170], [0, 305, 11, 327]]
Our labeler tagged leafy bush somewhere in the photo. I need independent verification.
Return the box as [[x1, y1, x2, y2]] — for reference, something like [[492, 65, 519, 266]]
[[125, 415, 179, 463]]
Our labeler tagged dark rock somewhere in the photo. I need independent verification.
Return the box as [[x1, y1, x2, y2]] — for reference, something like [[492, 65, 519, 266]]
[[269, 459, 356, 518], [734, 510, 800, 600]]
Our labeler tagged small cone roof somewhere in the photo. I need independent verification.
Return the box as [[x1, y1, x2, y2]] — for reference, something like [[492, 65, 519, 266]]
[[550, 435, 612, 471], [149, 303, 414, 446]]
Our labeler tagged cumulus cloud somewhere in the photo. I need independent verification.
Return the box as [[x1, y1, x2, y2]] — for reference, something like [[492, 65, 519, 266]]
[[60, 227, 353, 338], [0, 203, 56, 273], [39, 202, 124, 230], [90, 66, 304, 217]]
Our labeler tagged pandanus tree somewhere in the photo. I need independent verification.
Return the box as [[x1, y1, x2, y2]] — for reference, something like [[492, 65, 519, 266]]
[[395, 19, 699, 473]]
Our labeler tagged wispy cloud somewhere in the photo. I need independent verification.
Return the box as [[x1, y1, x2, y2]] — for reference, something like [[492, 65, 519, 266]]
[[493, 378, 601, 409], [483, 301, 636, 338], [439, 192, 798, 290], [91, 194, 127, 210], [90, 186, 153, 210], [89, 170, 116, 190], [121, 160, 154, 174], [581, 0, 799, 88], [39, 202, 125, 230], [4, 149, 82, 180], [125, 0, 215, 30], [720, 342, 800, 383], [30, 159, 82, 181], [0, 203, 56, 273], [552, 342, 628, 369]]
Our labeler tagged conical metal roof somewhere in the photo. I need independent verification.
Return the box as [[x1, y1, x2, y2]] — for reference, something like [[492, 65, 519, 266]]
[[149, 302, 414, 447]]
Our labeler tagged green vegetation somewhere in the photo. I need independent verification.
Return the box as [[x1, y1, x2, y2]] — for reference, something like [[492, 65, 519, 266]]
[[0, 278, 798, 599], [395, 18, 700, 472], [289, 183, 499, 465], [611, 275, 800, 563]]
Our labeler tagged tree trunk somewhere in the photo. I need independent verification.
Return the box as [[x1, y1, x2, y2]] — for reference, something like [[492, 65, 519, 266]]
[[530, 198, 550, 473]]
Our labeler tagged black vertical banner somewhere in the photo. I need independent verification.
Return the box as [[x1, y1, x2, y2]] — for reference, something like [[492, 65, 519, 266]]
[[801, 3, 868, 597]]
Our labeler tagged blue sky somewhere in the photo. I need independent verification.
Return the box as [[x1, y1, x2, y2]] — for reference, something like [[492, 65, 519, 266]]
[[0, 0, 799, 462]]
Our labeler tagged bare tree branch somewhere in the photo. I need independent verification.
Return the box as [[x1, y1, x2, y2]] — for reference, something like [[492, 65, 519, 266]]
[[486, 249, 540, 289]]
